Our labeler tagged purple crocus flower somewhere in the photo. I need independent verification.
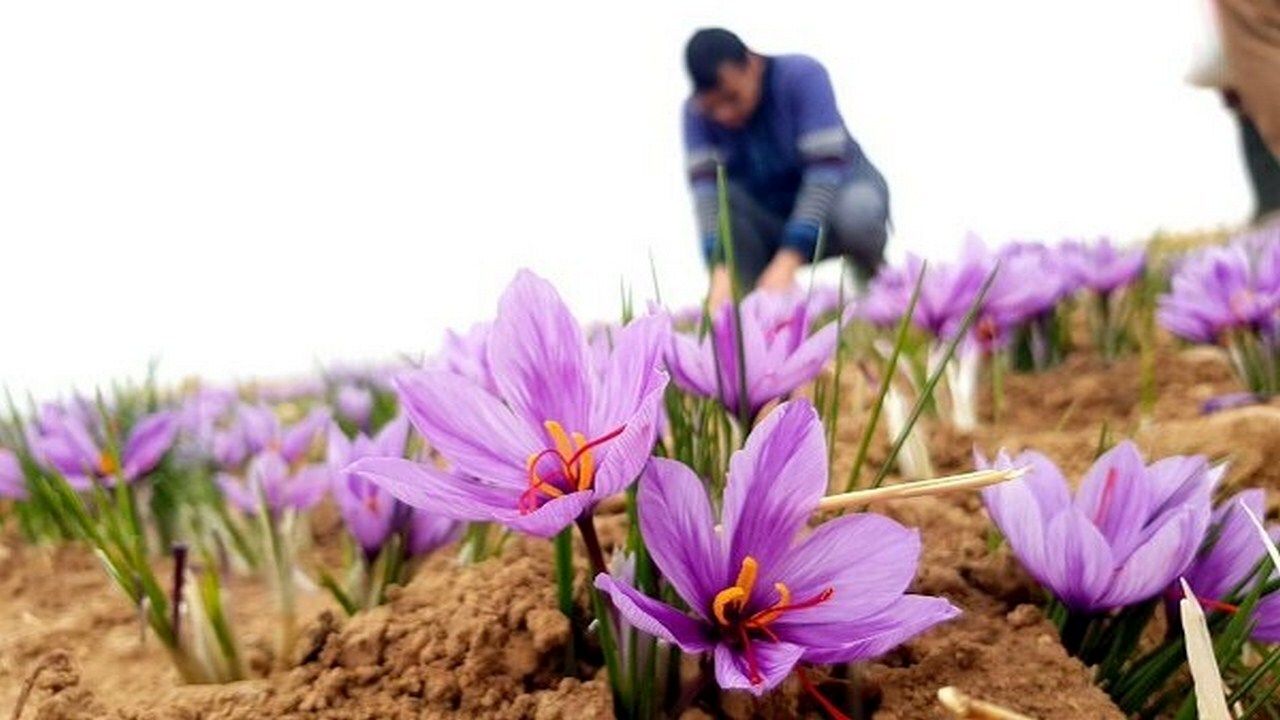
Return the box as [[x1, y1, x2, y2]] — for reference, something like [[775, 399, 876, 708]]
[[979, 443, 1216, 613], [667, 289, 840, 421], [1202, 392, 1263, 415], [217, 450, 329, 514], [329, 417, 409, 554], [406, 510, 463, 556], [1061, 237, 1146, 295], [1158, 243, 1280, 344], [0, 448, 26, 499], [328, 416, 457, 558], [219, 404, 330, 469], [350, 270, 669, 538], [335, 385, 374, 429], [28, 410, 177, 490], [971, 244, 1066, 352], [1179, 490, 1280, 641], [595, 400, 959, 695]]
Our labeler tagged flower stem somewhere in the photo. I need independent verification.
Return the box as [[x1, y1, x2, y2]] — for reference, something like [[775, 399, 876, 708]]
[[575, 516, 609, 579], [553, 527, 577, 674]]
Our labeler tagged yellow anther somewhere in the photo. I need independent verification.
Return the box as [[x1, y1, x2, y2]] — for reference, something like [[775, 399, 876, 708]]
[[734, 556, 759, 597], [713, 586, 747, 625], [544, 420, 575, 462], [97, 453, 119, 476], [712, 556, 760, 626], [572, 431, 595, 491]]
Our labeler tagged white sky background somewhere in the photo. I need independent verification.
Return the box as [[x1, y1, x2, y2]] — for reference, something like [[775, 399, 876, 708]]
[[0, 1, 1250, 399]]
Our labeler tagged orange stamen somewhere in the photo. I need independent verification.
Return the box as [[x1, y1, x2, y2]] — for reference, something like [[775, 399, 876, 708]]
[[97, 453, 119, 476], [711, 556, 834, 687], [516, 423, 625, 515]]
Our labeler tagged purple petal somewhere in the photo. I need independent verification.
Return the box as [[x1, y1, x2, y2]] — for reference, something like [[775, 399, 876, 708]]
[[121, 411, 177, 480], [217, 472, 256, 513], [798, 595, 961, 664], [637, 458, 725, 619], [713, 639, 804, 696], [594, 574, 714, 653], [373, 414, 411, 458], [326, 422, 353, 468], [769, 514, 921, 626], [667, 331, 718, 399], [589, 313, 671, 431], [491, 491, 596, 538], [284, 465, 330, 510], [1147, 455, 1219, 515], [1104, 508, 1204, 607], [348, 456, 511, 520], [395, 369, 540, 488], [238, 405, 279, 452], [722, 400, 826, 575], [0, 449, 26, 499], [279, 408, 330, 463], [406, 510, 461, 556], [487, 270, 592, 433], [761, 318, 839, 402], [1041, 507, 1115, 612], [1251, 593, 1280, 643], [588, 371, 665, 498], [1074, 441, 1150, 556], [979, 449, 1071, 519], [1184, 490, 1267, 600]]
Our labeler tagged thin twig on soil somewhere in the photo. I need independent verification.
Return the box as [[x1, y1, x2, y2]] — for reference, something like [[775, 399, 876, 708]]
[[937, 686, 1035, 720], [817, 467, 1025, 514]]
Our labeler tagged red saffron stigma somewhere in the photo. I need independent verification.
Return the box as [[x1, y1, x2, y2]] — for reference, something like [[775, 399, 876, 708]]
[[1094, 467, 1119, 525], [1198, 596, 1240, 614], [517, 424, 625, 515], [797, 667, 852, 720], [738, 625, 764, 685]]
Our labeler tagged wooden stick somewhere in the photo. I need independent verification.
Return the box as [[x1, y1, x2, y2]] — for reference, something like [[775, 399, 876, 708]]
[[817, 467, 1026, 513], [937, 686, 1036, 720]]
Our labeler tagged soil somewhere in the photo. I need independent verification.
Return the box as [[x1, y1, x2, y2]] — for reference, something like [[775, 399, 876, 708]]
[[5, 342, 1278, 719]]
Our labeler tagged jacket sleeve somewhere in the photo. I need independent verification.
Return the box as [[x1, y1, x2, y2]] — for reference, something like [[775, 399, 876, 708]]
[[781, 58, 855, 259], [683, 103, 723, 265]]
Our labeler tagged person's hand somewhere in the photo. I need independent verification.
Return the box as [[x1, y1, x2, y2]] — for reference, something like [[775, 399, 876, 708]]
[[707, 266, 733, 311], [757, 248, 805, 293]]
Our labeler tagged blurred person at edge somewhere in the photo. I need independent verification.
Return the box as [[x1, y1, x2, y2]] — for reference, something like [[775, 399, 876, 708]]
[[682, 28, 891, 308], [1190, 0, 1280, 222]]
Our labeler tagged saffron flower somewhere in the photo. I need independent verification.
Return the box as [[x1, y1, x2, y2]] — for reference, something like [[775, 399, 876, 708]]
[[859, 248, 988, 338], [974, 242, 1069, 351], [0, 448, 26, 499], [979, 442, 1216, 612], [28, 409, 177, 490], [667, 289, 840, 421], [1061, 237, 1146, 295], [595, 400, 958, 694], [350, 270, 668, 538], [1158, 243, 1280, 345], [217, 450, 329, 514], [1178, 490, 1280, 642], [328, 418, 459, 558], [212, 404, 330, 470], [335, 384, 374, 429]]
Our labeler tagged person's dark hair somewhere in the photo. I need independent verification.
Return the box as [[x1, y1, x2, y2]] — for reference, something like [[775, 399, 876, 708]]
[[685, 28, 748, 93]]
